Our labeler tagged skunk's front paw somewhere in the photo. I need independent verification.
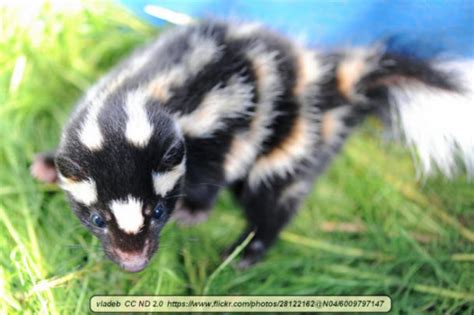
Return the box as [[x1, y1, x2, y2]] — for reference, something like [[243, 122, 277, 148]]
[[237, 240, 266, 269], [223, 235, 267, 269], [30, 151, 58, 184]]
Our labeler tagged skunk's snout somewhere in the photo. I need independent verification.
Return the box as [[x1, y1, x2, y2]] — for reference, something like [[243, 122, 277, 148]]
[[112, 244, 151, 273], [119, 255, 149, 273]]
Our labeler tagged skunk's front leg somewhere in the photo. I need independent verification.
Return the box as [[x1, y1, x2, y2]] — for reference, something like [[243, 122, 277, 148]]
[[173, 138, 226, 225], [227, 175, 312, 268], [173, 178, 221, 225]]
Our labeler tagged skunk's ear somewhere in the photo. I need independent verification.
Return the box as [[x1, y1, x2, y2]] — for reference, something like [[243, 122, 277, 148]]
[[54, 154, 86, 181], [155, 141, 186, 172], [30, 151, 58, 184]]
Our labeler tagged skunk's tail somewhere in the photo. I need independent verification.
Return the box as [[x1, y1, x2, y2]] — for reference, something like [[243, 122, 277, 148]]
[[336, 47, 474, 178]]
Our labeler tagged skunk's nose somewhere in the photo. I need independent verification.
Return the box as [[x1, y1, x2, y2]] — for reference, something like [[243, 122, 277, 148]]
[[114, 248, 150, 272], [119, 256, 149, 272]]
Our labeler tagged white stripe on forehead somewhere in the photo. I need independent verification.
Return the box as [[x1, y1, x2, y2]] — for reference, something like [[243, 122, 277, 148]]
[[58, 174, 98, 206], [125, 90, 154, 147], [110, 196, 145, 234], [152, 159, 185, 196]]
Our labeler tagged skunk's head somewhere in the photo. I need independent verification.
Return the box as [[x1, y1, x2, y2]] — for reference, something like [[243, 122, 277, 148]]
[[56, 102, 185, 272]]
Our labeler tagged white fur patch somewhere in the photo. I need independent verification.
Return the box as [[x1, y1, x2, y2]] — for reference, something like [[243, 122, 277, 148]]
[[152, 159, 185, 196], [178, 75, 254, 137], [294, 49, 328, 96], [75, 43, 160, 114], [226, 45, 324, 186], [392, 60, 474, 178], [58, 174, 98, 206], [125, 90, 153, 147], [223, 46, 282, 182], [78, 96, 107, 150], [147, 33, 221, 102], [77, 49, 156, 150], [110, 196, 145, 234], [224, 135, 258, 182], [75, 29, 218, 151]]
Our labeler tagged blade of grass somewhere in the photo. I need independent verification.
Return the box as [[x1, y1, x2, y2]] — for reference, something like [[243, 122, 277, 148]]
[[390, 176, 474, 244], [326, 265, 474, 301], [281, 231, 393, 261], [203, 232, 255, 295]]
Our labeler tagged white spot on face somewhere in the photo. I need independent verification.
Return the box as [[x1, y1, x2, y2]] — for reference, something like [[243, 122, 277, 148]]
[[125, 90, 153, 147], [110, 196, 145, 234], [152, 159, 185, 196], [58, 173, 98, 206], [178, 75, 254, 137]]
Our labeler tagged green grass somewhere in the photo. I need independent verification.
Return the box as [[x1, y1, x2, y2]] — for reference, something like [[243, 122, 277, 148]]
[[1, 2, 473, 314]]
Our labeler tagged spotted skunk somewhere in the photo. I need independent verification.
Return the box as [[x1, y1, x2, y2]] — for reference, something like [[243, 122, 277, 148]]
[[31, 21, 473, 272]]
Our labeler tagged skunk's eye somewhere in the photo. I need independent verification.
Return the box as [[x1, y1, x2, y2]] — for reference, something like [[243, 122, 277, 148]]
[[153, 204, 164, 220], [91, 213, 106, 228]]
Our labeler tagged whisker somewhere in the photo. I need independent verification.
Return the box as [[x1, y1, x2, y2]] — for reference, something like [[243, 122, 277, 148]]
[[164, 193, 188, 199], [188, 182, 226, 188]]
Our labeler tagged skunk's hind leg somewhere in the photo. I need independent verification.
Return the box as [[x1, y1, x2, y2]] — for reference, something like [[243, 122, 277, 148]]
[[224, 129, 349, 268]]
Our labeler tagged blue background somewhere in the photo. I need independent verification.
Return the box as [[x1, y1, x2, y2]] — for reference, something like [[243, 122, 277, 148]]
[[120, 0, 474, 57]]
